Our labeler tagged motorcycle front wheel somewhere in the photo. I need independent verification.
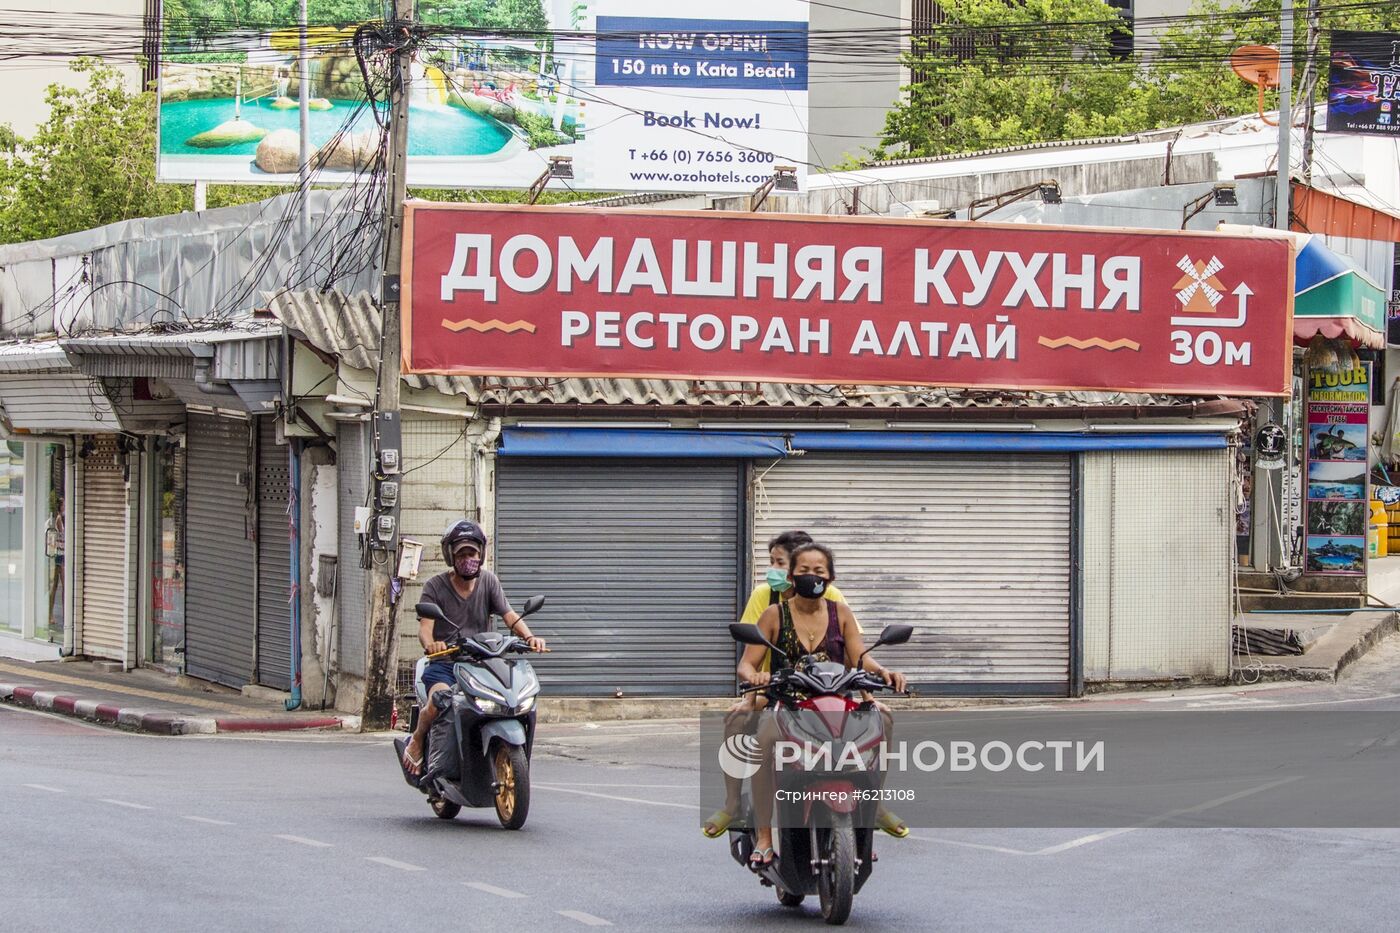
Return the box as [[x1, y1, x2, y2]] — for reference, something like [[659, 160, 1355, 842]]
[[429, 796, 461, 820], [493, 742, 530, 830], [818, 817, 855, 925]]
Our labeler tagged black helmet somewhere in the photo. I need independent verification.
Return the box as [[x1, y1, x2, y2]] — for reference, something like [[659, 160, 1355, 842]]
[[441, 519, 488, 565]]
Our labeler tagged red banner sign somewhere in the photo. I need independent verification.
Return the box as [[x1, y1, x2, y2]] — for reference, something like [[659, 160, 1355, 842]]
[[402, 205, 1295, 395]]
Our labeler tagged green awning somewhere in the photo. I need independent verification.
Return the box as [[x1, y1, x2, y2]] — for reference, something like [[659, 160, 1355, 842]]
[[1293, 235, 1387, 348]]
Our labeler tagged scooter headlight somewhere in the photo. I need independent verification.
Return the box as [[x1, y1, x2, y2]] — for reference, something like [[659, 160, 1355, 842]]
[[516, 696, 536, 714], [473, 696, 503, 714], [466, 675, 508, 705]]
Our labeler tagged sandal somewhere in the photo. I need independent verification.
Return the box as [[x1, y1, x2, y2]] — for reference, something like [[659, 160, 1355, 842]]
[[402, 746, 424, 776], [749, 846, 777, 869], [877, 810, 910, 839], [702, 809, 735, 838]]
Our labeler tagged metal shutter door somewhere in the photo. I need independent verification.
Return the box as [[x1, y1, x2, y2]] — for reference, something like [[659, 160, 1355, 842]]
[[255, 418, 292, 690], [80, 438, 127, 662], [1082, 449, 1231, 681], [336, 422, 367, 676], [754, 453, 1072, 695], [495, 459, 741, 696], [184, 413, 256, 688]]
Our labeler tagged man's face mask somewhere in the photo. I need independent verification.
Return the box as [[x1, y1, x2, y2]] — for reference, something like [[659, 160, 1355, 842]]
[[454, 549, 482, 579], [766, 567, 792, 592]]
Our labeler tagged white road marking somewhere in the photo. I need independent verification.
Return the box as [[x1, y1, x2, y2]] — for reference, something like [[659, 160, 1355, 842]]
[[557, 910, 612, 927], [183, 816, 234, 826], [528, 782, 696, 789], [1030, 777, 1303, 856], [22, 783, 64, 793], [464, 882, 527, 899], [366, 856, 425, 872], [532, 783, 701, 810], [906, 834, 1033, 855], [542, 730, 700, 741], [99, 799, 152, 810], [275, 834, 333, 848]]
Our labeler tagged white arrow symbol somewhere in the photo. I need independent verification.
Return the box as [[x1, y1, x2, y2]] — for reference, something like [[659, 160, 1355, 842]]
[[1172, 282, 1251, 329], [1233, 282, 1253, 317]]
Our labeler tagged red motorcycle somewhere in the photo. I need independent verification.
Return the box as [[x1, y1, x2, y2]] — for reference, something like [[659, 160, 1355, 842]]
[[726, 622, 913, 925]]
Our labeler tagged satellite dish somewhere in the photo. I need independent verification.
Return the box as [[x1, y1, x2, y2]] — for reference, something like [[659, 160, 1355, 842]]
[[1230, 45, 1281, 87], [1229, 45, 1283, 126]]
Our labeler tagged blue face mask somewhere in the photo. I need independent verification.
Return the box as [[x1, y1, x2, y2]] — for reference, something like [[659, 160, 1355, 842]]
[[766, 568, 792, 592]]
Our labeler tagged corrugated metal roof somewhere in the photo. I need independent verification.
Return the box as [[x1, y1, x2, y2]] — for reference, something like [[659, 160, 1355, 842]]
[[270, 288, 1192, 410], [0, 339, 71, 373], [61, 322, 283, 357]]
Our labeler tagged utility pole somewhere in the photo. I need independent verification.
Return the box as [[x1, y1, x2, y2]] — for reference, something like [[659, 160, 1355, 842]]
[[1255, 0, 1297, 573], [363, 0, 414, 730], [1299, 0, 1321, 183], [298, 0, 311, 270], [1275, 0, 1293, 232]]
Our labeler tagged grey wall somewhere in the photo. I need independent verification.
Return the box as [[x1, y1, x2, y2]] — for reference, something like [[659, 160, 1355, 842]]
[[807, 0, 907, 168]]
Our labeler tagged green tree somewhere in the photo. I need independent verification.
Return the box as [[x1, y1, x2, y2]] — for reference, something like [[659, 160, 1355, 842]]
[[1141, 0, 1400, 127], [0, 60, 190, 243], [881, 0, 1400, 161], [882, 0, 1143, 158]]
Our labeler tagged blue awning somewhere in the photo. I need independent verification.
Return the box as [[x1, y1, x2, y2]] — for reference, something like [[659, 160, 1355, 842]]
[[500, 427, 1229, 457], [791, 431, 1228, 452], [500, 428, 789, 458]]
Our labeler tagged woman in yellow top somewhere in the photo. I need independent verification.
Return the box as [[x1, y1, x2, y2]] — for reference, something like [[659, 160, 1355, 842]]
[[704, 530, 902, 839], [739, 530, 848, 631]]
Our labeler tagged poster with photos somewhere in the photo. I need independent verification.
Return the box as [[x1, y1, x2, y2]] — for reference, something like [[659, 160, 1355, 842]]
[[1304, 364, 1370, 575]]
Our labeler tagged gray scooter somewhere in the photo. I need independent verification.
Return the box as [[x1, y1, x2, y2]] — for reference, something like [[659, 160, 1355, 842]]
[[393, 595, 546, 829]]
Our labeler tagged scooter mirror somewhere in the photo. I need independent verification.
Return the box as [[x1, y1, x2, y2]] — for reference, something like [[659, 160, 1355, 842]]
[[728, 623, 787, 661], [416, 601, 451, 625], [875, 624, 915, 648], [521, 595, 546, 618], [729, 623, 768, 646]]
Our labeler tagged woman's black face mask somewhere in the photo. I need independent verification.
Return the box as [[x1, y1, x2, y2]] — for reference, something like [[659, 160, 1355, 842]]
[[791, 574, 827, 599]]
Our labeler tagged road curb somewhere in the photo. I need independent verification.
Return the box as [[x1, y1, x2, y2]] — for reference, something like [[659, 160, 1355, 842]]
[[0, 681, 351, 735], [1231, 610, 1400, 685]]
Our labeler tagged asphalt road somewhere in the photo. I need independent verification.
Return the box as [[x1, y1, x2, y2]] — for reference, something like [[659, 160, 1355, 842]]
[[7, 644, 1400, 932]]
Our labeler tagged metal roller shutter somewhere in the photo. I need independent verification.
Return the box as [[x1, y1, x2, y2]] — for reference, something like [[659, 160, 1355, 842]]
[[185, 413, 256, 688], [256, 418, 292, 690], [753, 453, 1072, 695], [336, 422, 368, 677], [80, 437, 128, 662], [495, 458, 742, 696]]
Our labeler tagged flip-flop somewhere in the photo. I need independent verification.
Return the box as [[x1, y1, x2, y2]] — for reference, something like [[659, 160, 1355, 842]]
[[402, 747, 424, 776], [749, 846, 776, 869], [702, 809, 735, 838], [877, 810, 910, 839]]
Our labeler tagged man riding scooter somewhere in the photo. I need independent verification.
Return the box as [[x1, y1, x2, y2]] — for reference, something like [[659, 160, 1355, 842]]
[[402, 520, 547, 775]]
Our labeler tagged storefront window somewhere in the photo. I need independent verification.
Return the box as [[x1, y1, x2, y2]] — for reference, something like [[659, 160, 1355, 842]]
[[0, 442, 23, 633], [151, 437, 186, 671], [37, 444, 65, 643]]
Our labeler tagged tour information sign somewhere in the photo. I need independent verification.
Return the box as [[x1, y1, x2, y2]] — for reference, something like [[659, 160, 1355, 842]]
[[402, 205, 1296, 396], [1305, 365, 1371, 576]]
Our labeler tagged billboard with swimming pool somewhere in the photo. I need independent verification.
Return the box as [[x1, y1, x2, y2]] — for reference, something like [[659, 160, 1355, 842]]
[[155, 0, 811, 192]]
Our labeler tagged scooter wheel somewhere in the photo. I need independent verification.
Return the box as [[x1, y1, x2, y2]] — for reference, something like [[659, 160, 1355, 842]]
[[777, 890, 805, 908], [429, 796, 461, 820], [493, 742, 530, 830]]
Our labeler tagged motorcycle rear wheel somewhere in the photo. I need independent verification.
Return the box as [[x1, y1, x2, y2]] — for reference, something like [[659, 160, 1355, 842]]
[[777, 889, 806, 908], [429, 796, 461, 820], [493, 742, 530, 830], [818, 818, 856, 925]]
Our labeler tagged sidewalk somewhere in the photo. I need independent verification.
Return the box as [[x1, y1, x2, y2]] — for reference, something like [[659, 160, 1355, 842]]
[[1231, 556, 1400, 684], [0, 659, 359, 735]]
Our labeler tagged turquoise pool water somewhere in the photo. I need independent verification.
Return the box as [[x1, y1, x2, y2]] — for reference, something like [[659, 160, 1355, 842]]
[[159, 97, 513, 157]]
